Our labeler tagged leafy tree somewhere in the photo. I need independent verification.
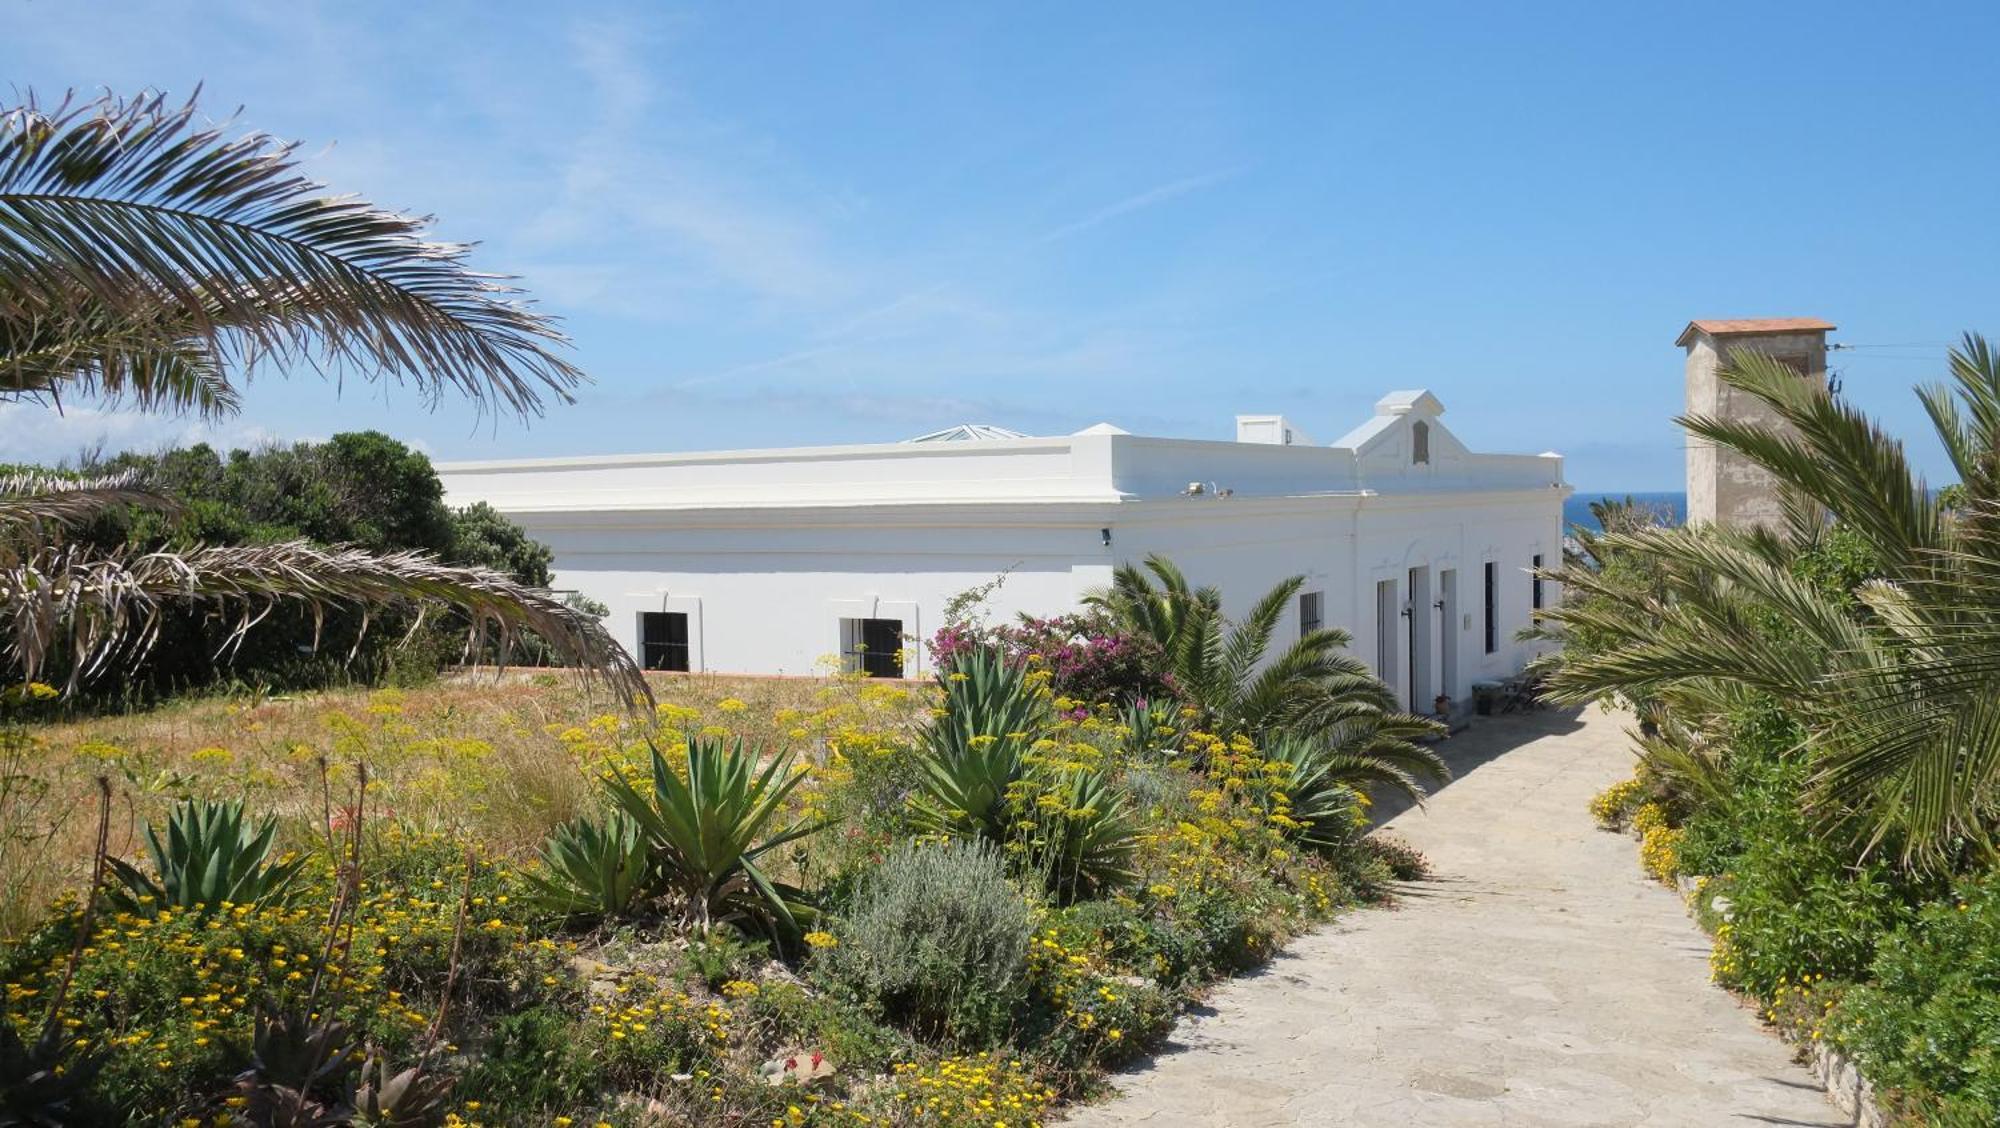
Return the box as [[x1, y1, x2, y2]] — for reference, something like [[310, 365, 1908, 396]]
[[447, 501, 554, 587]]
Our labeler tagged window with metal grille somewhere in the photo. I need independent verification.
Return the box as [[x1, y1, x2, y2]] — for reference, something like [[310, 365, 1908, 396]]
[[640, 611, 690, 672], [1532, 553, 1544, 610], [843, 617, 905, 678], [1299, 590, 1323, 637]]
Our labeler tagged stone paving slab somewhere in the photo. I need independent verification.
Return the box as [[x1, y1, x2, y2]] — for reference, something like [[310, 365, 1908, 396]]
[[1061, 706, 1851, 1128]]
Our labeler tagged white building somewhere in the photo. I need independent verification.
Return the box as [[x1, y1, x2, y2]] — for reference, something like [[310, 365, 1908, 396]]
[[437, 390, 1567, 711]]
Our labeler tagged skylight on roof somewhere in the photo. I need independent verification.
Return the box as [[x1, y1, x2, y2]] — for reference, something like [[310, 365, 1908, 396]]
[[903, 424, 1030, 443]]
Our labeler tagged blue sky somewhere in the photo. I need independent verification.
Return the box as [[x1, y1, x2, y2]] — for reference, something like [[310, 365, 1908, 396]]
[[5, 1, 1999, 489]]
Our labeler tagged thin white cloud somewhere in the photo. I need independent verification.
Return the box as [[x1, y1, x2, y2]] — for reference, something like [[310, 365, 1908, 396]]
[[514, 18, 855, 310], [1035, 167, 1243, 244], [0, 402, 294, 465]]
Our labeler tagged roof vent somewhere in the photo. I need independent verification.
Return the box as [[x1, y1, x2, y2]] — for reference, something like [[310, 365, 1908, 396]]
[[903, 424, 1030, 443]]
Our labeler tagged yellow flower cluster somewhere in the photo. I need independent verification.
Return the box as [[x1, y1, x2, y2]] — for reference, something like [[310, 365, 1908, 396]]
[[1589, 776, 1645, 829], [1763, 974, 1838, 1043], [885, 1054, 1056, 1128], [1632, 803, 1682, 885], [1025, 928, 1098, 1013], [3, 830, 537, 1106], [1134, 730, 1298, 899], [1709, 920, 1741, 983], [581, 972, 732, 1086]]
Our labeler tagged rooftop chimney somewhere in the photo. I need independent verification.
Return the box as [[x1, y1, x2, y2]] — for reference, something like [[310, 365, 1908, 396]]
[[1678, 317, 1835, 530]]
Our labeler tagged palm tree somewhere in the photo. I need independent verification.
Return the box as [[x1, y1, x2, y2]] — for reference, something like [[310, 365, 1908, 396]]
[[0, 90, 646, 704], [1089, 553, 1447, 799], [1083, 555, 1218, 667], [1538, 339, 2000, 867]]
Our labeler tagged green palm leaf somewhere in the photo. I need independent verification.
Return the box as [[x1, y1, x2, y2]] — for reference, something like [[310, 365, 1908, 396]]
[[1, 90, 582, 419]]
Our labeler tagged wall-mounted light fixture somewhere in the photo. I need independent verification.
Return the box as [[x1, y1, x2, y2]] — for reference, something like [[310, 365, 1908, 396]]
[[1100, 527, 1113, 547]]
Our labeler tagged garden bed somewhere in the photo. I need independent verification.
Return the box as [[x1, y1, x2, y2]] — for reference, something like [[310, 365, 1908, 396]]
[[1, 656, 1426, 1126]]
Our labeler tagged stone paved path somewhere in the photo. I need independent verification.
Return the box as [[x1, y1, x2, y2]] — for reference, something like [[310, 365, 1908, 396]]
[[1062, 706, 1850, 1127]]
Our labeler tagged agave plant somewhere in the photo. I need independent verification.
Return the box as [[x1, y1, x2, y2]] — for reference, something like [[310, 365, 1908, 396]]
[[225, 1010, 364, 1128], [1260, 736, 1366, 849], [105, 797, 309, 914], [1028, 768, 1141, 902], [352, 1048, 456, 1128], [0, 91, 648, 707], [522, 808, 651, 921], [602, 737, 823, 937], [908, 646, 1139, 899], [907, 645, 1049, 840], [0, 1022, 108, 1127], [1260, 727, 1449, 849], [1118, 695, 1183, 758]]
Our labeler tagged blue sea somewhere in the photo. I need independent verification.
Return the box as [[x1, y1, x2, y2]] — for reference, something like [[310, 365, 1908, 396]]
[[1564, 491, 1685, 532]]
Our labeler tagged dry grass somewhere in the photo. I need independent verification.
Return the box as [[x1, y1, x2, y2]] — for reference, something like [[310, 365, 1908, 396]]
[[0, 670, 930, 941]]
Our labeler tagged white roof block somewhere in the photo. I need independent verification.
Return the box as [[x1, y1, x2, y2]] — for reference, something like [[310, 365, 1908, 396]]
[[1374, 389, 1446, 416]]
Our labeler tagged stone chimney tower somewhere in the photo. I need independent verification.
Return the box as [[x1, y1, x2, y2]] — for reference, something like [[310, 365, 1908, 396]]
[[1678, 317, 1836, 529]]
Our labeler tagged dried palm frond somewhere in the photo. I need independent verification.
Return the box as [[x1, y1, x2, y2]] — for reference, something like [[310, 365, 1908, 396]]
[[0, 89, 583, 418], [0, 539, 650, 707], [0, 470, 179, 534], [2, 291, 241, 417]]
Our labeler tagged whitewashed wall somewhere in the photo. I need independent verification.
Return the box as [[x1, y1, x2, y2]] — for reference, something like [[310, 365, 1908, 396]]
[[440, 390, 1567, 699]]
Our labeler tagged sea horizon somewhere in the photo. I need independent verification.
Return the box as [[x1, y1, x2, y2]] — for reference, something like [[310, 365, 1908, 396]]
[[1564, 490, 1686, 531]]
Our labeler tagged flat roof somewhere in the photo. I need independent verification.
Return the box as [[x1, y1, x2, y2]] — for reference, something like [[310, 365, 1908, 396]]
[[1676, 317, 1836, 347]]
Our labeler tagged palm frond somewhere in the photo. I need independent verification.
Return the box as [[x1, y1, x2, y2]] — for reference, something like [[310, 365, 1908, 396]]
[[0, 539, 649, 706], [1222, 573, 1304, 690], [3, 294, 241, 417], [0, 469, 179, 533], [0, 89, 582, 418], [1680, 351, 1938, 569]]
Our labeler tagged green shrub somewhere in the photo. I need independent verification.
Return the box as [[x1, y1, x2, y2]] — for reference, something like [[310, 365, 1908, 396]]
[[1362, 835, 1430, 882], [106, 797, 307, 914], [456, 1004, 599, 1110], [1833, 874, 2000, 1124], [1680, 712, 1915, 997], [734, 978, 914, 1075], [818, 840, 1034, 1047]]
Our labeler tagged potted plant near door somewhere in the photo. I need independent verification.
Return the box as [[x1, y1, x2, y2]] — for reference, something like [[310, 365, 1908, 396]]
[[1472, 682, 1501, 715]]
